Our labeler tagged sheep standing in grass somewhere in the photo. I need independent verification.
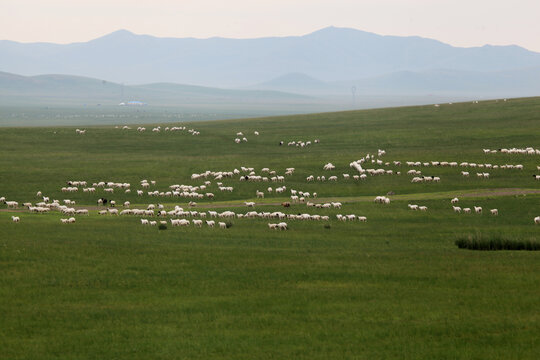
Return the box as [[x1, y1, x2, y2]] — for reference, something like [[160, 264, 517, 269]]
[[5, 201, 18, 209], [490, 209, 498, 216], [408, 204, 419, 211], [218, 222, 227, 229], [11, 216, 20, 223], [534, 216, 540, 224]]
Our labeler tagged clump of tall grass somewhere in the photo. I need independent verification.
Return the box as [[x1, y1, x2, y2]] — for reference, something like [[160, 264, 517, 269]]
[[455, 233, 540, 251]]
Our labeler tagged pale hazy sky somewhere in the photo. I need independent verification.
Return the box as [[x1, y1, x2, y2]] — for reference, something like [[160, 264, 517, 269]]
[[1, 0, 539, 52]]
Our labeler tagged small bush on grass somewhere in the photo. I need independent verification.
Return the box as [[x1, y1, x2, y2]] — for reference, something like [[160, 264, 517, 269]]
[[158, 224, 167, 230], [455, 233, 540, 251]]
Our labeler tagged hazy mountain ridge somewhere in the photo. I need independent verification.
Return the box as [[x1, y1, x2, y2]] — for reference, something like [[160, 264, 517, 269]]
[[2, 26, 540, 87], [0, 71, 312, 106], [250, 67, 540, 96]]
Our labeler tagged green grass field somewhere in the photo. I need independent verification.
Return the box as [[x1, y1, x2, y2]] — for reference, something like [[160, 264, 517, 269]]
[[1, 98, 539, 359]]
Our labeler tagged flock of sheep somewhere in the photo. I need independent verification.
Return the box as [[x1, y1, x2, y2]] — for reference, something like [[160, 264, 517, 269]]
[[2, 141, 540, 228]]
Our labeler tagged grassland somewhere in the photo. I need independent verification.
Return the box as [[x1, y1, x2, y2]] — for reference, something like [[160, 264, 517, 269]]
[[0, 98, 539, 359]]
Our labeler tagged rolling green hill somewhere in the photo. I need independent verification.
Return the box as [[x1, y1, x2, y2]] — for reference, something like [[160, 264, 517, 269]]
[[0, 98, 539, 359], [0, 71, 311, 106]]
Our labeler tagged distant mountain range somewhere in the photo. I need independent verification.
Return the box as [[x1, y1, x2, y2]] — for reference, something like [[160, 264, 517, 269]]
[[1, 26, 539, 108], [2, 26, 540, 91]]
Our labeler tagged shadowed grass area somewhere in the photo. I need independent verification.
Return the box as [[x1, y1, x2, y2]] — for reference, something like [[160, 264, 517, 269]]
[[456, 233, 540, 250]]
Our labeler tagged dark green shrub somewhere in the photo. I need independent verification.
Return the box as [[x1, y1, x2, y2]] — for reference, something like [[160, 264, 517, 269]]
[[455, 233, 540, 251], [158, 224, 167, 230]]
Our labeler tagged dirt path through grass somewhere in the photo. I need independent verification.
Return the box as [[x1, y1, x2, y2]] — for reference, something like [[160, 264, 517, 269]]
[[2, 188, 539, 213]]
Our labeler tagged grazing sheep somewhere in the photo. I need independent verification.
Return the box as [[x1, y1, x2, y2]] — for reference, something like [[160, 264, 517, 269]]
[[535, 216, 540, 224], [206, 220, 215, 228], [451, 197, 459, 204], [408, 204, 419, 211], [11, 216, 20, 223], [490, 209, 498, 216], [474, 206, 483, 214], [453, 206, 462, 213], [218, 222, 227, 229], [418, 206, 428, 211], [463, 208, 471, 214], [5, 201, 18, 209]]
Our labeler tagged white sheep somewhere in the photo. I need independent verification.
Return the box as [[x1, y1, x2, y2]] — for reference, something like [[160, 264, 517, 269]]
[[535, 216, 540, 224], [11, 216, 20, 223], [490, 209, 498, 216], [5, 201, 18, 208], [218, 222, 227, 229]]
